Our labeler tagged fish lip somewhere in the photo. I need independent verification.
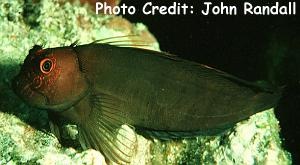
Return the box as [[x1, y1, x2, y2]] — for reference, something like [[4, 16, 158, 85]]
[[12, 75, 71, 111], [12, 74, 48, 108], [20, 89, 48, 108], [12, 75, 24, 97]]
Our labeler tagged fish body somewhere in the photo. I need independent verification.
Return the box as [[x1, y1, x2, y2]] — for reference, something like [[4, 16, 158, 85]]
[[13, 43, 281, 164], [73, 44, 279, 131]]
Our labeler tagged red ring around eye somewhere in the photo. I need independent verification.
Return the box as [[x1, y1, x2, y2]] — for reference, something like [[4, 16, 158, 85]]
[[40, 58, 54, 74]]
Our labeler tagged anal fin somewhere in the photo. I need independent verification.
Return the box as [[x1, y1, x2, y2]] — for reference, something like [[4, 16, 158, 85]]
[[136, 124, 234, 140]]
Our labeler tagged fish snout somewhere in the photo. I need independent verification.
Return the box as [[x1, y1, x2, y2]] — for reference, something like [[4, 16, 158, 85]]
[[12, 75, 22, 95], [12, 74, 31, 99], [12, 74, 47, 107]]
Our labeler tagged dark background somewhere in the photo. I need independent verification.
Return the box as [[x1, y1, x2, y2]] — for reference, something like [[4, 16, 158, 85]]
[[121, 0, 300, 163]]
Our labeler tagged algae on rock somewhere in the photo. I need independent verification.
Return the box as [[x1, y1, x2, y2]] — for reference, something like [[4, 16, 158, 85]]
[[0, 0, 292, 164]]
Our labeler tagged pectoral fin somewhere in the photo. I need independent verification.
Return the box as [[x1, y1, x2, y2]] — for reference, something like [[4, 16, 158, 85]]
[[78, 92, 137, 164]]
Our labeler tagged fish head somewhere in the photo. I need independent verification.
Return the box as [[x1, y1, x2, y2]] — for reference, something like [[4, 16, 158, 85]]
[[13, 45, 88, 111]]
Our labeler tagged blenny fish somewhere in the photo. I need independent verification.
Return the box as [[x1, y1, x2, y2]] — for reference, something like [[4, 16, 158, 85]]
[[12, 38, 281, 164]]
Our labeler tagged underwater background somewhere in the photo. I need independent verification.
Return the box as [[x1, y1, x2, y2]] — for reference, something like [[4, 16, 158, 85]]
[[0, 0, 298, 164]]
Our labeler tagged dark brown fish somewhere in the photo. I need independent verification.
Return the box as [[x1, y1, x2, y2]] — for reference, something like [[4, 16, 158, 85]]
[[12, 41, 281, 164]]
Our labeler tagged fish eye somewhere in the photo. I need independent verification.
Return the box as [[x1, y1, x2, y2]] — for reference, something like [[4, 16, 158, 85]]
[[40, 58, 54, 74]]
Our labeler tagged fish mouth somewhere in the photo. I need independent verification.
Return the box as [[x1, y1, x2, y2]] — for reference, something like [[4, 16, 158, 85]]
[[12, 75, 82, 111], [12, 75, 48, 108]]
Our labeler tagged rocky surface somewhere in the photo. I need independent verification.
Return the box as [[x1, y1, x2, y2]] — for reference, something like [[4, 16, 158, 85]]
[[0, 0, 291, 164]]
